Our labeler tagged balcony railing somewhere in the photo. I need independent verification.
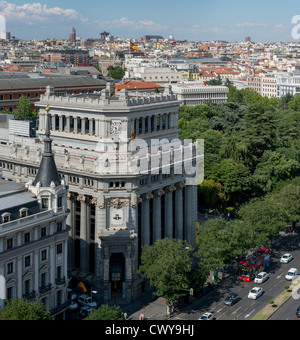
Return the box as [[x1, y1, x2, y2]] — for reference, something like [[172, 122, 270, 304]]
[[39, 284, 52, 295], [55, 277, 66, 286]]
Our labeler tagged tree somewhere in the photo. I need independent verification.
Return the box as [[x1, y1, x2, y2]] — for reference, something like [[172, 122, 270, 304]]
[[13, 96, 39, 119], [107, 67, 126, 80], [138, 238, 194, 306], [0, 299, 50, 320], [84, 305, 125, 320]]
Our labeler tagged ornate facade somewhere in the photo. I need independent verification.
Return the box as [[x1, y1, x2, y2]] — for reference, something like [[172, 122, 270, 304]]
[[0, 84, 199, 302]]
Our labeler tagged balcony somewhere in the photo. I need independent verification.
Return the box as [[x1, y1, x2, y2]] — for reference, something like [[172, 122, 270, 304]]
[[39, 284, 52, 295], [55, 277, 66, 286], [22, 290, 36, 301], [50, 300, 71, 317]]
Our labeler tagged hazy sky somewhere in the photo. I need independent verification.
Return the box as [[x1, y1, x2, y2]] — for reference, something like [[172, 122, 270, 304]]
[[1, 0, 300, 42]]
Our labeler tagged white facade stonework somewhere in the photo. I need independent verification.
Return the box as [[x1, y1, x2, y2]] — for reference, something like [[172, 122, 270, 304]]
[[0, 85, 199, 302]]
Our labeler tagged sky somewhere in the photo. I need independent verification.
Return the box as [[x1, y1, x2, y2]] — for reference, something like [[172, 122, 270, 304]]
[[0, 0, 300, 42]]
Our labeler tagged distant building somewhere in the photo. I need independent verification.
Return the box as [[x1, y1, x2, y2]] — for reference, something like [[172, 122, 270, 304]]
[[247, 69, 277, 98], [69, 27, 76, 43], [171, 83, 229, 106], [42, 50, 90, 65], [277, 72, 300, 98], [100, 31, 110, 41], [245, 36, 251, 42], [142, 35, 164, 42], [0, 73, 106, 112]]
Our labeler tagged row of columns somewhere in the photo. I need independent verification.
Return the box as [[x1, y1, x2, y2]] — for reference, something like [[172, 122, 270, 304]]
[[140, 183, 194, 247], [133, 112, 176, 136], [66, 183, 195, 277]]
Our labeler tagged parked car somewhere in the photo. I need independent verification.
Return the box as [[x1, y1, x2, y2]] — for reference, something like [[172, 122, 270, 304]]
[[248, 287, 264, 300], [296, 306, 300, 318], [199, 312, 214, 320], [285, 268, 298, 281], [78, 294, 97, 308], [224, 293, 241, 306], [280, 254, 293, 263], [255, 272, 268, 284]]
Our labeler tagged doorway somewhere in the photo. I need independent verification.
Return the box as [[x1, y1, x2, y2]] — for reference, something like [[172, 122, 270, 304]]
[[109, 253, 125, 296]]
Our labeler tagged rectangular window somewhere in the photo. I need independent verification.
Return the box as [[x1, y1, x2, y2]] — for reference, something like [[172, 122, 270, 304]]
[[7, 262, 13, 274], [7, 238, 13, 250], [42, 198, 49, 210], [56, 243, 62, 254], [24, 233, 30, 243], [24, 255, 31, 268]]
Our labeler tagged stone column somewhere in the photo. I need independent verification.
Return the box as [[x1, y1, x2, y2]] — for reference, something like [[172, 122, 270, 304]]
[[153, 189, 164, 242], [77, 194, 89, 274], [165, 185, 176, 239], [66, 116, 71, 132], [51, 115, 56, 131], [184, 185, 193, 245], [74, 117, 78, 133], [89, 118, 94, 135], [81, 118, 86, 134], [67, 193, 75, 269], [175, 182, 184, 240], [142, 193, 153, 246]]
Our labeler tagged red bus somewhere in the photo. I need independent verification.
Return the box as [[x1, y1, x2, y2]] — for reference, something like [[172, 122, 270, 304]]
[[239, 248, 270, 282]]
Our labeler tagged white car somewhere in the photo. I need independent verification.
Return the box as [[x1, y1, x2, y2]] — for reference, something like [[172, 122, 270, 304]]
[[285, 268, 299, 281], [280, 254, 293, 263], [248, 287, 264, 300], [78, 294, 97, 308], [255, 272, 268, 284], [199, 312, 214, 320]]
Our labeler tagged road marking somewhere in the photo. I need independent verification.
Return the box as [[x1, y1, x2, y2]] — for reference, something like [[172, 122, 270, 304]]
[[245, 309, 255, 319], [231, 306, 241, 315]]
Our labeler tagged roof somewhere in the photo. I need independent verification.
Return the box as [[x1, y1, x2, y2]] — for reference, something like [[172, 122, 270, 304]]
[[0, 179, 37, 213], [33, 156, 61, 188], [115, 80, 163, 91], [0, 75, 107, 91]]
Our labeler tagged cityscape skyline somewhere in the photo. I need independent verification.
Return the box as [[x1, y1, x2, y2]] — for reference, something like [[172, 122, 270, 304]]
[[0, 0, 300, 42]]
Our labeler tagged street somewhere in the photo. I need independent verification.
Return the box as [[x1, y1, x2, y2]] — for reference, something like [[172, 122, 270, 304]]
[[171, 233, 300, 321]]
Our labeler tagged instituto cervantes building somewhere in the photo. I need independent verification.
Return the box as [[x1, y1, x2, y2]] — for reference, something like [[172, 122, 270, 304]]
[[0, 84, 201, 302]]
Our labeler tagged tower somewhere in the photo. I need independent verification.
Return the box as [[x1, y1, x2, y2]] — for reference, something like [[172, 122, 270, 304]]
[[29, 105, 68, 215]]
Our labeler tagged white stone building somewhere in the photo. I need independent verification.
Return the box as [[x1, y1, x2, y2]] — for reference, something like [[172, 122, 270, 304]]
[[126, 67, 182, 84], [0, 111, 70, 319], [0, 84, 199, 303], [171, 83, 229, 106], [277, 72, 300, 98]]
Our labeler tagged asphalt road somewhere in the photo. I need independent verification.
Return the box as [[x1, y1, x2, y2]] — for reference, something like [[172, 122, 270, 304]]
[[171, 233, 300, 321]]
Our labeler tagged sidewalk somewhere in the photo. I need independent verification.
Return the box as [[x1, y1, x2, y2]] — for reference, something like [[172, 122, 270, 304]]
[[119, 287, 169, 320]]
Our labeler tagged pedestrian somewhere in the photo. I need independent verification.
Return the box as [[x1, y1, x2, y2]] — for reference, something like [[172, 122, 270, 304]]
[[139, 313, 144, 320], [123, 312, 128, 320]]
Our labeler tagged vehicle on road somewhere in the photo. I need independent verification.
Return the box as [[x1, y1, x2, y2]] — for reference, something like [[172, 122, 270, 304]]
[[239, 248, 270, 282], [224, 293, 241, 306], [199, 312, 214, 320], [280, 254, 293, 264], [248, 287, 264, 300], [255, 272, 269, 284], [296, 306, 300, 318], [285, 268, 298, 281], [78, 294, 97, 308]]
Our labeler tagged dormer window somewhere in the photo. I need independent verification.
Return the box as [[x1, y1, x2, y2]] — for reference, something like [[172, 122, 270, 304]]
[[19, 208, 28, 218], [1, 213, 11, 224], [42, 198, 49, 210]]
